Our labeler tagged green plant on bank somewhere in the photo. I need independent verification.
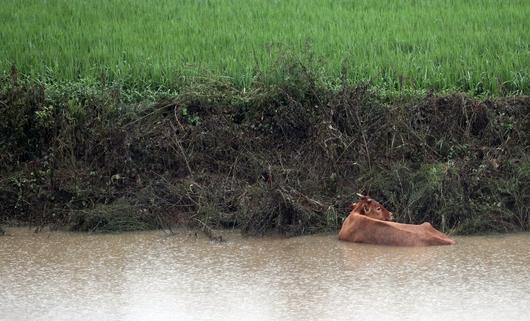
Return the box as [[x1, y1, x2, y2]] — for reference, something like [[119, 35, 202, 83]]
[[69, 199, 156, 233], [180, 107, 201, 126], [1, 0, 529, 95]]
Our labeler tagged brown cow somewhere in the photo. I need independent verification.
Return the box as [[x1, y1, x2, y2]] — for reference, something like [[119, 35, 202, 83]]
[[339, 195, 455, 246]]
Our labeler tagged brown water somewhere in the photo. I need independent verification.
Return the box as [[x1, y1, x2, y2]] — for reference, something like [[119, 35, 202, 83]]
[[1, 228, 529, 321]]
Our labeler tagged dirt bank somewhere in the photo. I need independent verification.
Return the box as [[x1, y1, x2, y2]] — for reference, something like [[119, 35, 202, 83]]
[[1, 68, 529, 235]]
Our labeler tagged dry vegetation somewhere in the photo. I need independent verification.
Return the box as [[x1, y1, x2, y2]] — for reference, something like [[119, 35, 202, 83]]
[[1, 64, 528, 236]]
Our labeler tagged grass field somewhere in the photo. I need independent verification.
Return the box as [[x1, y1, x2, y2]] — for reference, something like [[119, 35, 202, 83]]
[[1, 0, 529, 94]]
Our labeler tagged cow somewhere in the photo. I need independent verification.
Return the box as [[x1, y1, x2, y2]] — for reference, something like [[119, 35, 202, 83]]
[[339, 195, 455, 246]]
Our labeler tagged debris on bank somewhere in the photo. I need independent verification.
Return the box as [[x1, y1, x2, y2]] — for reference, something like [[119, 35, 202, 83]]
[[0, 68, 529, 235]]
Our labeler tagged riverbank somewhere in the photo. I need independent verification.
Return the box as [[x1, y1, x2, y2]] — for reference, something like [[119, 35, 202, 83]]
[[1, 68, 529, 236]]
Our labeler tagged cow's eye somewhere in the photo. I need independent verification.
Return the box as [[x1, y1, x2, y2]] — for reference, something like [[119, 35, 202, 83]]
[[377, 207, 381, 211]]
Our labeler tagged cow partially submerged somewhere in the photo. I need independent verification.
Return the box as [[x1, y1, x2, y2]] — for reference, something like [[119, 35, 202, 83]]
[[339, 195, 455, 246]]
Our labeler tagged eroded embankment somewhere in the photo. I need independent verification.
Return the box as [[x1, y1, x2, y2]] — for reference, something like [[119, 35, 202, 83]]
[[1, 69, 529, 235]]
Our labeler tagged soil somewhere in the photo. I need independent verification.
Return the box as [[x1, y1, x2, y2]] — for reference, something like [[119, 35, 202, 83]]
[[1, 70, 529, 236]]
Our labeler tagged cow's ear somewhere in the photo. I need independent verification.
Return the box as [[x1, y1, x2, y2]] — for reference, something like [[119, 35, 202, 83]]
[[362, 204, 369, 214]]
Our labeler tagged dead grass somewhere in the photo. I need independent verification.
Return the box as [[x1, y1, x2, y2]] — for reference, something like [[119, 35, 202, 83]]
[[1, 65, 529, 235]]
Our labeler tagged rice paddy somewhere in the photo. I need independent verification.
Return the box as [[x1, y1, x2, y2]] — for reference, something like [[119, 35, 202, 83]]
[[1, 0, 529, 94]]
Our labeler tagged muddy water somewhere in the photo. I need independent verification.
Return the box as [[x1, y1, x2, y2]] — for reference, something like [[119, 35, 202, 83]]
[[1, 229, 529, 321]]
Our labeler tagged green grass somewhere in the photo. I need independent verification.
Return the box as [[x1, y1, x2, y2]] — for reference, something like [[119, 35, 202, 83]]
[[1, 0, 529, 94]]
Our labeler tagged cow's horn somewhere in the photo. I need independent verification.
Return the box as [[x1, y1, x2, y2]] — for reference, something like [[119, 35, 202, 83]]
[[356, 193, 364, 198]]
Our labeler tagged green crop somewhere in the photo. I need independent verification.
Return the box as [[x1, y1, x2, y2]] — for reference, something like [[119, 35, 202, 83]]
[[1, 0, 529, 95]]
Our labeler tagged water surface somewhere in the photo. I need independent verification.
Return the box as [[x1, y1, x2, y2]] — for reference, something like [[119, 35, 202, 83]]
[[1, 228, 529, 321]]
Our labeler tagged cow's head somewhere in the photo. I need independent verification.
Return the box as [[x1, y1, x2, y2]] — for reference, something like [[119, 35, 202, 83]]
[[351, 194, 393, 221]]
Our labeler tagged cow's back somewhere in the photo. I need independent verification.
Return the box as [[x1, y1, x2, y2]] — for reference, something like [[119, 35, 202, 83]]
[[339, 214, 455, 246]]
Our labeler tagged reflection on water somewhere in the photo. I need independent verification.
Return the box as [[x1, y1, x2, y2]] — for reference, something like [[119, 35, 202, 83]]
[[1, 228, 529, 321]]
